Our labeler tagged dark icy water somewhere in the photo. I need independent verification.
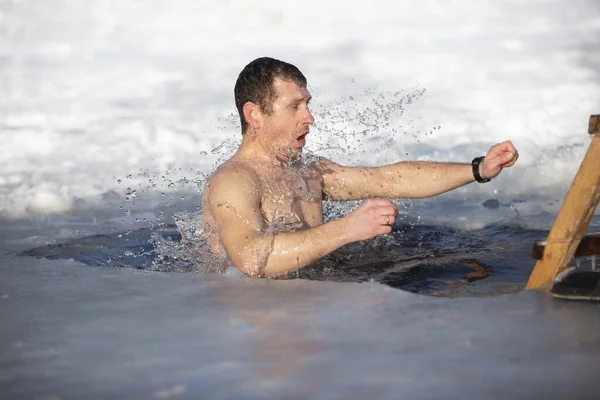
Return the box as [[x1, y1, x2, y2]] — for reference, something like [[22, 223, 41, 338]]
[[21, 221, 549, 298]]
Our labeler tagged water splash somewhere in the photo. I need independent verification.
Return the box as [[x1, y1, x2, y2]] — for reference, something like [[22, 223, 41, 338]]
[[308, 86, 428, 164], [148, 211, 230, 273], [113, 86, 447, 280]]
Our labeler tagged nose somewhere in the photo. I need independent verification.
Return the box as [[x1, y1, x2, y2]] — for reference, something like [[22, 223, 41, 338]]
[[305, 107, 315, 125]]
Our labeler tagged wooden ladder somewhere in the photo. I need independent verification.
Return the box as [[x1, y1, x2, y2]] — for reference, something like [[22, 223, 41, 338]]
[[526, 114, 600, 290]]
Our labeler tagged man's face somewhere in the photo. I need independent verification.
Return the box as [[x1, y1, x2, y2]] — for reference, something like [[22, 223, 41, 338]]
[[259, 78, 314, 158]]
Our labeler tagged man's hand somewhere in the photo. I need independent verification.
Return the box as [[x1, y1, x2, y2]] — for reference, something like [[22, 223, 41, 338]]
[[342, 198, 398, 243], [480, 141, 519, 180]]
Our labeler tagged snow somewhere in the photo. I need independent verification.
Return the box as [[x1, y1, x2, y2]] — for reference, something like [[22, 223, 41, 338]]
[[1, 0, 600, 397]]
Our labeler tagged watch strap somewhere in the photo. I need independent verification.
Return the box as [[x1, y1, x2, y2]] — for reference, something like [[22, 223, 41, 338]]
[[472, 156, 490, 183]]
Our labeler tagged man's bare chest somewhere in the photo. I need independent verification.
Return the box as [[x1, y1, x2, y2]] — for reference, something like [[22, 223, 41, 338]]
[[258, 169, 323, 229]]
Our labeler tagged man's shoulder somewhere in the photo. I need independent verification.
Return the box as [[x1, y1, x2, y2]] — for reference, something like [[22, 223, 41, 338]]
[[206, 160, 260, 196]]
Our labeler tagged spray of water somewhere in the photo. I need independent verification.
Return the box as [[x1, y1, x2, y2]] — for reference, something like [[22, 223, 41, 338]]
[[116, 85, 459, 282]]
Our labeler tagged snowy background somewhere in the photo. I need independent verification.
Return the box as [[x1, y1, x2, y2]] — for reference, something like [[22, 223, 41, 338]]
[[1, 0, 599, 245], [2, 2, 600, 398]]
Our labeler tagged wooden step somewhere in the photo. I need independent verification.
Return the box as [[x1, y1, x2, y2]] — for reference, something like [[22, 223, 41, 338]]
[[532, 233, 600, 260], [526, 115, 600, 289]]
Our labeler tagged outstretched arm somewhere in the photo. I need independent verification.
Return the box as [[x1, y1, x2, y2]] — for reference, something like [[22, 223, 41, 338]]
[[319, 141, 519, 201], [205, 167, 398, 277]]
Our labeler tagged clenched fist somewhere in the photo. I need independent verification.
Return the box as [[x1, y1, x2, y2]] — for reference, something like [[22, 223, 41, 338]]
[[342, 198, 398, 243], [480, 141, 519, 180]]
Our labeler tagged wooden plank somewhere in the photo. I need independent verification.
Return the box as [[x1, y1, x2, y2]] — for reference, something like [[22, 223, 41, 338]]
[[589, 115, 600, 135], [526, 128, 600, 289], [532, 233, 600, 260]]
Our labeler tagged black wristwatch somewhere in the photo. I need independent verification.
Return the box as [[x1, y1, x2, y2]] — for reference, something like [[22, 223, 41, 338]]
[[471, 156, 490, 183]]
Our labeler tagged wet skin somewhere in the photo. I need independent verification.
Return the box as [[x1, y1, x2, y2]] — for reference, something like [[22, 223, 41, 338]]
[[200, 78, 520, 277]]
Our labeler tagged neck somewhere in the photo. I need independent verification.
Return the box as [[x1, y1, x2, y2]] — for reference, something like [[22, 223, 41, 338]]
[[235, 132, 292, 168]]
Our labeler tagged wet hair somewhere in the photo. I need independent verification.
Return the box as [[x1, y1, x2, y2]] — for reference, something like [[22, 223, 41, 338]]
[[234, 57, 307, 134]]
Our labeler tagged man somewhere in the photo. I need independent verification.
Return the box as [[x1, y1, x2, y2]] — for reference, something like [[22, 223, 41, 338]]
[[200, 57, 519, 277]]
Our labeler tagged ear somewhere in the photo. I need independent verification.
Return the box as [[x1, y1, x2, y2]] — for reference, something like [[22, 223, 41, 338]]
[[242, 101, 262, 130]]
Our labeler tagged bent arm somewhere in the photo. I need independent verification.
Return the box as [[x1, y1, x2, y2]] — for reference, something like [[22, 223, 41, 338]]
[[318, 159, 475, 201], [247, 220, 350, 277], [206, 168, 352, 277]]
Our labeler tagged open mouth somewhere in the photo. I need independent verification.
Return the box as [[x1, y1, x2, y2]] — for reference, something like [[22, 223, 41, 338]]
[[296, 133, 308, 146]]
